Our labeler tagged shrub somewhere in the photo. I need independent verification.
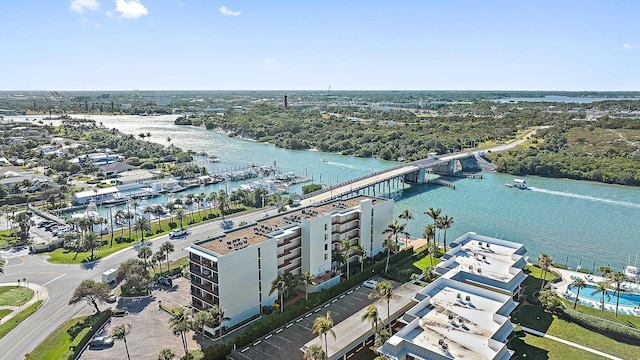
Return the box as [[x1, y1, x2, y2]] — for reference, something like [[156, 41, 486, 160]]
[[563, 308, 640, 342]]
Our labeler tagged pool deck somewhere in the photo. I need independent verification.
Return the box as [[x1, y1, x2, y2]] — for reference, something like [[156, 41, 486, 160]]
[[550, 266, 640, 316]]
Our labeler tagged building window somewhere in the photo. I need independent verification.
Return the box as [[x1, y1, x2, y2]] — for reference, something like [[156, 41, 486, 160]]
[[324, 244, 328, 251], [324, 234, 328, 241], [325, 224, 328, 231], [324, 253, 328, 260]]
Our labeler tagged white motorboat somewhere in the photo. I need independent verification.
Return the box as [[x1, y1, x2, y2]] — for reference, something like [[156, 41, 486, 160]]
[[505, 178, 527, 189]]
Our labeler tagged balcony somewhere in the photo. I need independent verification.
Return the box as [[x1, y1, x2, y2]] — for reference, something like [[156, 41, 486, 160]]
[[278, 257, 301, 270], [278, 242, 302, 259], [191, 280, 216, 294], [191, 288, 215, 304]]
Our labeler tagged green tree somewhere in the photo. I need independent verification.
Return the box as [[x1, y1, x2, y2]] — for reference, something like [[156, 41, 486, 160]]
[[610, 271, 628, 317], [422, 224, 436, 252], [269, 274, 287, 313], [361, 304, 381, 333], [538, 290, 565, 315], [436, 215, 454, 253], [208, 304, 230, 339], [570, 277, 587, 309], [537, 253, 553, 291], [352, 245, 367, 272], [10, 212, 35, 243], [153, 250, 166, 273], [111, 324, 132, 360], [303, 344, 326, 360], [591, 281, 610, 314], [137, 245, 153, 268], [398, 209, 414, 249], [369, 281, 394, 333], [423, 207, 441, 245], [160, 241, 175, 274], [158, 348, 176, 360], [312, 311, 336, 357], [117, 259, 151, 296], [193, 310, 213, 339], [68, 279, 110, 313], [0, 258, 5, 275], [83, 231, 102, 259], [382, 237, 395, 274], [300, 271, 316, 301], [174, 208, 185, 228], [134, 216, 151, 241], [170, 307, 191, 356], [341, 239, 352, 279]]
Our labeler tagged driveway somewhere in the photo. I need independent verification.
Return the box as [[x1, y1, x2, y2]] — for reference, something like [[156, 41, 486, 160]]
[[80, 277, 211, 360]]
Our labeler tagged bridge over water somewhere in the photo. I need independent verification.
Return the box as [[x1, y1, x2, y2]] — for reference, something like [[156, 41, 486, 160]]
[[298, 128, 543, 206]]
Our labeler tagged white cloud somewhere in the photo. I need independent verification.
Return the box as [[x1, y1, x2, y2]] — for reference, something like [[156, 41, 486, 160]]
[[70, 0, 101, 13], [114, 0, 148, 19], [622, 43, 636, 50], [220, 6, 241, 16], [260, 58, 282, 71]]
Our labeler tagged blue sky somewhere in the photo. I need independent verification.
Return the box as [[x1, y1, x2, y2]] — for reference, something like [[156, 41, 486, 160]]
[[1, 0, 639, 91]]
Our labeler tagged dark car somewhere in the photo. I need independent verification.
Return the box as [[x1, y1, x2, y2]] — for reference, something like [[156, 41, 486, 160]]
[[158, 276, 173, 286], [89, 336, 114, 349]]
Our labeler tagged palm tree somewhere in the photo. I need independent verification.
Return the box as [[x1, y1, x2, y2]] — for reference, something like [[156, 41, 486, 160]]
[[111, 324, 132, 360], [217, 190, 228, 217], [369, 281, 394, 333], [125, 211, 134, 239], [193, 310, 214, 339], [115, 210, 126, 237], [398, 209, 414, 248], [610, 271, 628, 316], [382, 237, 395, 274], [169, 308, 191, 356], [300, 271, 316, 301], [137, 245, 153, 268], [303, 344, 326, 360], [184, 195, 195, 223], [206, 192, 217, 215], [352, 245, 366, 272], [83, 231, 102, 259], [158, 348, 176, 360], [208, 304, 230, 338], [154, 204, 164, 230], [570, 277, 587, 309], [436, 215, 454, 253], [537, 253, 553, 291], [269, 274, 287, 313], [160, 241, 175, 274], [382, 221, 408, 250], [312, 311, 336, 357], [361, 304, 381, 333], [341, 239, 352, 279], [154, 251, 166, 273], [424, 207, 441, 244], [134, 217, 151, 241], [591, 281, 610, 313], [174, 208, 185, 228], [165, 202, 176, 225], [0, 258, 5, 275], [422, 224, 436, 251]]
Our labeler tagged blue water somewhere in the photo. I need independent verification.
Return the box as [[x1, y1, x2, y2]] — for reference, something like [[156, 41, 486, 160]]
[[569, 284, 640, 307], [56, 114, 640, 272]]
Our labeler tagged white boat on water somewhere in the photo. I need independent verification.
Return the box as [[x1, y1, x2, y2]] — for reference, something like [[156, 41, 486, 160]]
[[625, 265, 638, 280], [505, 178, 527, 189]]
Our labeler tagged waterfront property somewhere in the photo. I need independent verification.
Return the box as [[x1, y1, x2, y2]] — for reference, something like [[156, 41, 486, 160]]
[[434, 232, 529, 297], [186, 195, 394, 327], [378, 277, 517, 360]]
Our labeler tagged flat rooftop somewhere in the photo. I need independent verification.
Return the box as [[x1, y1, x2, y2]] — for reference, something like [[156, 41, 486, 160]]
[[193, 196, 386, 256], [437, 232, 527, 291], [381, 278, 515, 360]]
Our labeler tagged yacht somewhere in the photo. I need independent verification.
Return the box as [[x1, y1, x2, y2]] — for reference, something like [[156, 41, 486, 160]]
[[505, 178, 527, 189]]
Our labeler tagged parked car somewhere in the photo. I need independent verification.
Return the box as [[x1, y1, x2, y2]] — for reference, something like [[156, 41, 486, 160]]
[[89, 336, 114, 349], [37, 221, 52, 228], [363, 279, 378, 289], [169, 228, 188, 238], [158, 276, 173, 286], [106, 292, 117, 303]]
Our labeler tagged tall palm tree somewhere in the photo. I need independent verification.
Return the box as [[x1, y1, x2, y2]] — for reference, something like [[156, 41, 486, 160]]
[[303, 344, 326, 360], [382, 237, 395, 274], [422, 224, 436, 251], [382, 221, 408, 249], [196, 193, 206, 220], [134, 217, 151, 242], [165, 202, 176, 225], [424, 207, 441, 245], [206, 192, 217, 215], [300, 271, 316, 301], [369, 281, 394, 333], [398, 209, 414, 248], [111, 324, 132, 360], [154, 204, 164, 230], [436, 215, 454, 253], [83, 231, 102, 259], [115, 210, 126, 237], [591, 281, 610, 313], [125, 211, 134, 239], [341, 239, 352, 279], [361, 304, 381, 333], [217, 190, 229, 217], [537, 253, 553, 291], [193, 310, 214, 339], [352, 245, 366, 272], [160, 241, 175, 274], [169, 308, 191, 356], [184, 195, 195, 223], [152, 251, 165, 273], [0, 258, 6, 275], [208, 304, 230, 338], [269, 274, 287, 313], [174, 208, 185, 228], [312, 311, 336, 357], [570, 277, 587, 309], [610, 271, 628, 317], [137, 245, 153, 268]]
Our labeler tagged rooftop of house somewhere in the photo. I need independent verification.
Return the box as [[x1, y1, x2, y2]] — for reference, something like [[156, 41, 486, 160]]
[[192, 195, 385, 257]]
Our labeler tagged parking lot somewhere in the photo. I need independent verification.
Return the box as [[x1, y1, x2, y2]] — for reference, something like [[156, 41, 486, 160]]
[[227, 279, 399, 360], [80, 277, 210, 360]]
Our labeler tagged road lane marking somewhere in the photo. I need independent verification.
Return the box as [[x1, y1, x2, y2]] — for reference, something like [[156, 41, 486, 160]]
[[43, 273, 66, 286], [0, 303, 68, 360]]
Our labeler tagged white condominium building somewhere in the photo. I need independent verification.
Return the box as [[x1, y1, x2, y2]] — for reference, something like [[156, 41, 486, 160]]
[[187, 195, 394, 327]]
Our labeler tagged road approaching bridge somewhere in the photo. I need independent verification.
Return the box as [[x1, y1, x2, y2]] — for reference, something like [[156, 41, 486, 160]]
[[300, 127, 544, 206]]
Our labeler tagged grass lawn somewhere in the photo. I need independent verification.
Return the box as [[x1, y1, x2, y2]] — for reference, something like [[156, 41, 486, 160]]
[[0, 309, 12, 318], [508, 329, 605, 360], [0, 300, 43, 339], [0, 286, 34, 306], [412, 255, 440, 270], [29, 311, 110, 360]]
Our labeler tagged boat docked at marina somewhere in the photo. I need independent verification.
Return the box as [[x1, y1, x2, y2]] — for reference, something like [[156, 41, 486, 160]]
[[505, 178, 527, 189]]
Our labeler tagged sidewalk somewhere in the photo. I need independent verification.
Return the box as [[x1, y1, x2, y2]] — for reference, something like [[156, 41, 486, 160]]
[[0, 282, 48, 325], [520, 325, 623, 360]]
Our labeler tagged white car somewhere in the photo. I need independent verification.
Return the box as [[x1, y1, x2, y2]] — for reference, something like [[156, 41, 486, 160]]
[[363, 279, 378, 289], [169, 228, 188, 238]]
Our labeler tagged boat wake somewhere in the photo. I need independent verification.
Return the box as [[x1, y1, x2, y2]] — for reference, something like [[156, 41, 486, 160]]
[[324, 161, 371, 171], [528, 187, 640, 209]]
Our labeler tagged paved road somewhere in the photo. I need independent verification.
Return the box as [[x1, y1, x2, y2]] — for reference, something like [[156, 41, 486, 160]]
[[0, 207, 278, 360]]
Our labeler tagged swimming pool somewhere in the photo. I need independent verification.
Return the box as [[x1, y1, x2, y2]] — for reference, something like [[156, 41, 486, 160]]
[[569, 284, 640, 307]]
